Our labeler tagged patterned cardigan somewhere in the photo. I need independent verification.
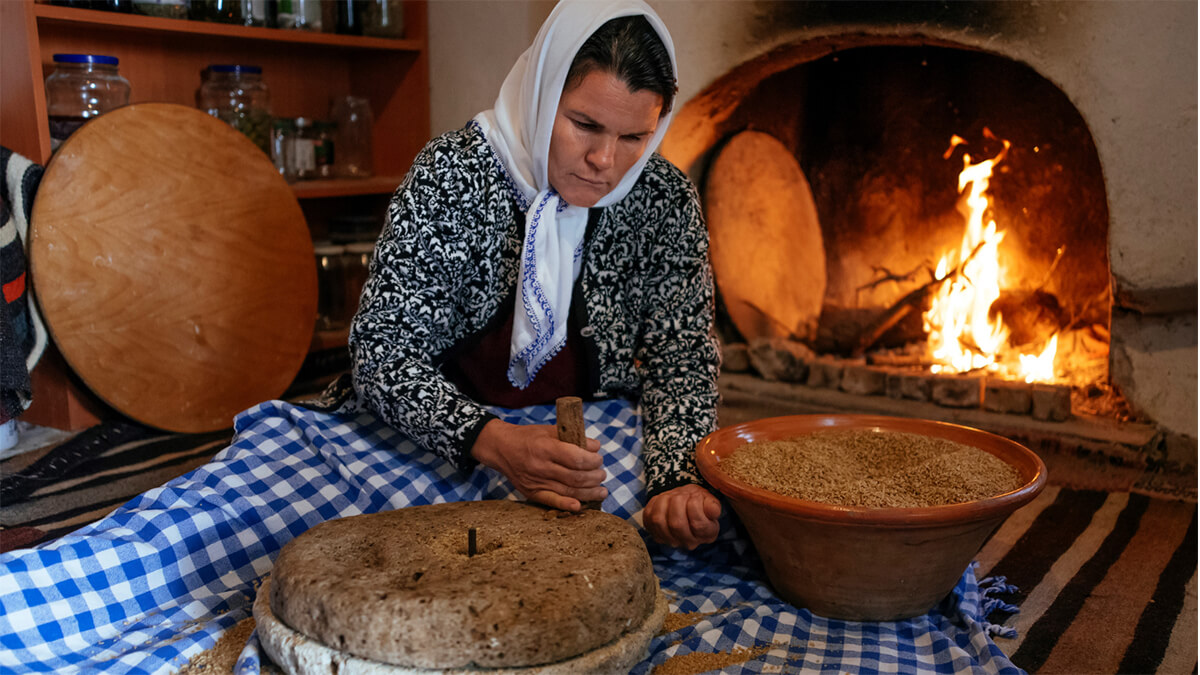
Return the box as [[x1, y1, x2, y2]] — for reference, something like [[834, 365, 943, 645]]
[[349, 122, 721, 497]]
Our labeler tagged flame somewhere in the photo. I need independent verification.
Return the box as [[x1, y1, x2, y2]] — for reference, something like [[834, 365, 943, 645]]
[[1019, 334, 1058, 383], [923, 133, 1059, 383]]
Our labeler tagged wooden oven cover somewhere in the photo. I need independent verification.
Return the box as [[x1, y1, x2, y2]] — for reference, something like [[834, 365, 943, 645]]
[[30, 103, 317, 433], [705, 130, 826, 343]]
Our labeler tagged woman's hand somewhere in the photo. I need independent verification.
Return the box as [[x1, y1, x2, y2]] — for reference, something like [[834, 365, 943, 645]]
[[643, 484, 722, 550], [471, 419, 607, 511]]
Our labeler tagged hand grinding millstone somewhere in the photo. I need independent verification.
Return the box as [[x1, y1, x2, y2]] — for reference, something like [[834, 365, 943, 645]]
[[255, 501, 667, 674], [556, 396, 604, 511]]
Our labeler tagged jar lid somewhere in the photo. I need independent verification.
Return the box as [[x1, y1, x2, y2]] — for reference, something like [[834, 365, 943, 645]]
[[209, 64, 263, 74], [54, 54, 119, 65]]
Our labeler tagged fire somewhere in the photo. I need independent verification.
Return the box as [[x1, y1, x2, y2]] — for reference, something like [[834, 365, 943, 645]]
[[1018, 334, 1058, 382], [923, 132, 1059, 383]]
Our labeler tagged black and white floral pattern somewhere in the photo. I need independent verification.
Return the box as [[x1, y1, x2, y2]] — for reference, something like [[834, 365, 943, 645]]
[[350, 123, 720, 497]]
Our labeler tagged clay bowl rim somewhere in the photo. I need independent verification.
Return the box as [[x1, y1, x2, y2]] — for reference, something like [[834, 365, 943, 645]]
[[696, 414, 1048, 528]]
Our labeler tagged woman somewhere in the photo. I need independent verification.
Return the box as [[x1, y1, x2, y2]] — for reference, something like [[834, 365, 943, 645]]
[[350, 0, 721, 550]]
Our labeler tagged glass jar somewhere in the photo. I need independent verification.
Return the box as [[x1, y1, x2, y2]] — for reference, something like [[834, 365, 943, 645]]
[[314, 242, 347, 331], [320, 1, 337, 33], [49, 0, 133, 11], [291, 117, 319, 180], [330, 96, 373, 178], [189, 0, 243, 23], [335, 0, 365, 35], [342, 241, 375, 323], [242, 0, 277, 27], [198, 65, 271, 154], [362, 0, 404, 38], [315, 121, 335, 178], [276, 0, 322, 30], [270, 118, 297, 181], [45, 54, 131, 151], [131, 0, 187, 19]]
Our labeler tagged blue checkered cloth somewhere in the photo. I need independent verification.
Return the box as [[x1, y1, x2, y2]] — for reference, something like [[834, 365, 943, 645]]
[[0, 399, 1024, 674]]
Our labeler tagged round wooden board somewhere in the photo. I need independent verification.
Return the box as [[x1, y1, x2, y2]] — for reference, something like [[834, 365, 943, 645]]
[[705, 130, 826, 342], [30, 103, 317, 433]]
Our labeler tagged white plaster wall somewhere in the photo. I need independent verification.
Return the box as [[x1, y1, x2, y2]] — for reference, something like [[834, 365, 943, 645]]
[[427, 0, 773, 137], [1112, 312, 1198, 439], [958, 1, 1197, 297], [427, 0, 555, 134], [1062, 2, 1197, 296], [425, 0, 744, 132]]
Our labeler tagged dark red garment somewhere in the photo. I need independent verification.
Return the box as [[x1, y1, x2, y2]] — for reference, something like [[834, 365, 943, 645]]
[[446, 296, 586, 408]]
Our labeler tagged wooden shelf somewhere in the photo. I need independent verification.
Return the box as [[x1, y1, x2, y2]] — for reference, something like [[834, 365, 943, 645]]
[[3, 0, 429, 430], [5, 0, 431, 176], [291, 175, 402, 199], [34, 4, 424, 52]]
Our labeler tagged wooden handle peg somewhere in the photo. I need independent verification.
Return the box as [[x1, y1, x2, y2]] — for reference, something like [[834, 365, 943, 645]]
[[556, 396, 602, 511], [556, 396, 586, 448]]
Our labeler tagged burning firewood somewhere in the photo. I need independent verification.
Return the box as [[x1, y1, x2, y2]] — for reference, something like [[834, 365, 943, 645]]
[[988, 289, 1066, 351], [850, 239, 988, 358], [856, 262, 930, 297]]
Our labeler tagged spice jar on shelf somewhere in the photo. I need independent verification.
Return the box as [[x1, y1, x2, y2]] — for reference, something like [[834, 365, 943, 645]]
[[270, 118, 297, 181], [45, 53, 131, 151], [49, 0, 133, 11], [276, 0, 322, 30], [330, 96, 373, 178], [314, 242, 347, 331], [334, 0, 365, 35], [342, 241, 375, 323], [291, 117, 319, 180], [189, 0, 243, 23], [243, 0, 277, 27], [131, 0, 187, 19], [362, 0, 404, 38], [315, 121, 336, 178], [198, 64, 272, 154]]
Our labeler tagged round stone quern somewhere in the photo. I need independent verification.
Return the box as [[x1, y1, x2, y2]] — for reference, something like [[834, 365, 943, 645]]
[[266, 500, 659, 670]]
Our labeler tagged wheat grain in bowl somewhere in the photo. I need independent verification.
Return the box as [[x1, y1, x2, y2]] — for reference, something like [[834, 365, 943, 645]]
[[720, 429, 1024, 508], [695, 415, 1048, 620]]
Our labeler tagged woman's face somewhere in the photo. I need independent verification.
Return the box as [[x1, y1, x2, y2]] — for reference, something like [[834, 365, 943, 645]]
[[548, 69, 663, 207]]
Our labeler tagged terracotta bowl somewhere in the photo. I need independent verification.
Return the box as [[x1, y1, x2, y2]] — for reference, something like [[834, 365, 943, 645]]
[[696, 414, 1047, 621]]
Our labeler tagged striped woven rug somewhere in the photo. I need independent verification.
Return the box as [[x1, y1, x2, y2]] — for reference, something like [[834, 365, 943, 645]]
[[0, 421, 232, 551], [0, 418, 1195, 674], [977, 485, 1197, 674]]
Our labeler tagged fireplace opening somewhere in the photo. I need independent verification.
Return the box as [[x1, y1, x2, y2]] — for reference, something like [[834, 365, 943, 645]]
[[678, 41, 1129, 423]]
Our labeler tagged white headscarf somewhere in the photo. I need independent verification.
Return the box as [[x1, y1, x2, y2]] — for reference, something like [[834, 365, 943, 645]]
[[473, 0, 677, 390]]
